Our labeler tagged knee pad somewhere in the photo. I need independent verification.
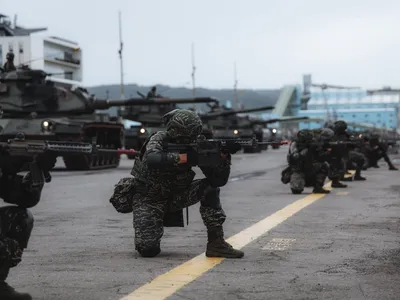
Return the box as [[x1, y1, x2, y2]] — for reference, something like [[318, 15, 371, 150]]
[[0, 206, 34, 249], [201, 186, 221, 209], [137, 245, 161, 258]]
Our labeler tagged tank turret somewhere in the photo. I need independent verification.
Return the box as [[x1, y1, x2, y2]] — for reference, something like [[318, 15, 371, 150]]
[[199, 103, 275, 139], [0, 68, 218, 116], [0, 67, 218, 170], [119, 90, 219, 155], [236, 116, 309, 152]]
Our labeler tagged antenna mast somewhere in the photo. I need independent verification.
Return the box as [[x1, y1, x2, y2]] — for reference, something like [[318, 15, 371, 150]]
[[118, 11, 125, 100], [191, 43, 196, 109], [234, 62, 239, 109]]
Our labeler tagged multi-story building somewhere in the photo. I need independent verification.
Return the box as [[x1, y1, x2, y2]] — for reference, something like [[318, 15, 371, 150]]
[[297, 88, 400, 130], [0, 13, 82, 85]]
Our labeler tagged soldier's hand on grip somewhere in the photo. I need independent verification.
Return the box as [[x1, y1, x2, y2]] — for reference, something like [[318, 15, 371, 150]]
[[300, 148, 308, 156]]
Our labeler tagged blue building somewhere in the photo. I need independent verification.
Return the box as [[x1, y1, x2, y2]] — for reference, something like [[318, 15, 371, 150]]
[[297, 88, 400, 130]]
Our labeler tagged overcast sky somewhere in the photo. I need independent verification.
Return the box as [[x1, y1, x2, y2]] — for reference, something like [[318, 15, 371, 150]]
[[2, 0, 400, 89]]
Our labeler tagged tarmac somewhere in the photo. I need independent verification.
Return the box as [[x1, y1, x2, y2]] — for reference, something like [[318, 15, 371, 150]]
[[5, 147, 400, 300]]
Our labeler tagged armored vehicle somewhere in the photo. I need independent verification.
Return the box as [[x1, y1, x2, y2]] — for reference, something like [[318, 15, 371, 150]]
[[199, 104, 275, 139], [237, 116, 309, 152], [0, 67, 217, 169], [119, 91, 219, 157]]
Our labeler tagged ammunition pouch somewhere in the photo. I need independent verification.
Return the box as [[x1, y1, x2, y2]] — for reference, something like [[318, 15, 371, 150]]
[[163, 210, 184, 227], [281, 166, 291, 184], [109, 177, 136, 213]]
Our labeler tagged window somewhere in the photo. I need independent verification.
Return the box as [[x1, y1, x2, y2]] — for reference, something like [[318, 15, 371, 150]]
[[352, 114, 356, 118], [64, 71, 73, 80], [377, 113, 380, 117], [365, 114, 369, 117]]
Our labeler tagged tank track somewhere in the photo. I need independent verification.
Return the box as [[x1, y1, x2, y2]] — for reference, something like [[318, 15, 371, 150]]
[[62, 124, 123, 171]]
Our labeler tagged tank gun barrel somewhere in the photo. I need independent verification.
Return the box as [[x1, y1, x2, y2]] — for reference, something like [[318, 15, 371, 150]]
[[91, 97, 219, 109], [252, 116, 309, 125], [202, 105, 274, 119], [137, 91, 146, 98]]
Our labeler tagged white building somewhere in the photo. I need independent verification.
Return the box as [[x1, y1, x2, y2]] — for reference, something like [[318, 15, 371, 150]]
[[0, 13, 82, 86]]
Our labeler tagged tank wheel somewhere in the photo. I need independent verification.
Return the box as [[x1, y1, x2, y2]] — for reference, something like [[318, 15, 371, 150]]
[[243, 147, 254, 154]]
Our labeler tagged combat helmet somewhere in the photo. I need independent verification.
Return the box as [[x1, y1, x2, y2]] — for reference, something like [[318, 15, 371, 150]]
[[319, 128, 334, 142], [163, 109, 203, 142], [296, 129, 314, 143], [334, 120, 347, 134], [323, 121, 335, 130], [6, 52, 14, 60]]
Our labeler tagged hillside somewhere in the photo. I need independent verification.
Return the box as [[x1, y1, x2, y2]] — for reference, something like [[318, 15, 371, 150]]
[[88, 84, 281, 113]]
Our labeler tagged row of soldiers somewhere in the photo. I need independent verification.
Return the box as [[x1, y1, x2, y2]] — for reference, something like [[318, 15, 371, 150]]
[[282, 120, 398, 194]]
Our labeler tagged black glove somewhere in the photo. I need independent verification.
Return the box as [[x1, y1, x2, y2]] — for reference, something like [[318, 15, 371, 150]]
[[35, 154, 57, 171], [186, 148, 198, 166], [300, 148, 308, 156]]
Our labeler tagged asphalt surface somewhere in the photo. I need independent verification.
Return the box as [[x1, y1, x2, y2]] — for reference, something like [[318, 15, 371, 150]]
[[4, 147, 400, 300]]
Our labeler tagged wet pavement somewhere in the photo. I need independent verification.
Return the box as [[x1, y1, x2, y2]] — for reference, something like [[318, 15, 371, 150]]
[[4, 148, 400, 300]]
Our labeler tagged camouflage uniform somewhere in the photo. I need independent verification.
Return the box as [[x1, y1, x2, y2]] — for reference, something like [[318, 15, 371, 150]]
[[146, 86, 157, 99], [0, 171, 44, 300], [112, 109, 243, 258], [364, 134, 398, 170], [287, 130, 330, 194], [326, 120, 348, 188], [345, 135, 367, 181], [2, 53, 16, 72]]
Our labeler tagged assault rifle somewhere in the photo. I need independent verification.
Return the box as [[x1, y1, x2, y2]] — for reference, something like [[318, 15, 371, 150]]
[[159, 136, 287, 167], [0, 133, 139, 185]]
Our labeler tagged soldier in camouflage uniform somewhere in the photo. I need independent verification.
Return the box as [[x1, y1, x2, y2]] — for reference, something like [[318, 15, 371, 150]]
[[146, 86, 157, 99], [364, 133, 398, 170], [324, 121, 348, 188], [118, 109, 243, 258], [330, 120, 367, 182], [0, 154, 54, 300], [287, 129, 330, 194], [2, 52, 16, 72]]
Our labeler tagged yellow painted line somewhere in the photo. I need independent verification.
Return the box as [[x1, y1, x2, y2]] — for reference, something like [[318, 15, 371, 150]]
[[336, 191, 349, 196], [344, 170, 356, 178], [120, 181, 333, 300]]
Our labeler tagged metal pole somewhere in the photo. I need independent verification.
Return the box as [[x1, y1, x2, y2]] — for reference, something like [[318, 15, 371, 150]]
[[191, 43, 196, 110], [234, 62, 238, 109], [118, 11, 125, 100]]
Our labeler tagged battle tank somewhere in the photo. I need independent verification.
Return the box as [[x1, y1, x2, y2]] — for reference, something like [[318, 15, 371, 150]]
[[237, 116, 309, 152], [118, 91, 219, 158], [198, 103, 275, 140], [0, 67, 218, 169]]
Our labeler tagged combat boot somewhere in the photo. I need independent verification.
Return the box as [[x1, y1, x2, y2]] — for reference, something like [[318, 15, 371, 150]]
[[0, 268, 31, 300], [0, 282, 32, 300], [206, 226, 244, 258], [342, 176, 353, 182], [312, 186, 330, 194], [389, 165, 398, 171], [331, 180, 347, 188], [354, 170, 366, 181]]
